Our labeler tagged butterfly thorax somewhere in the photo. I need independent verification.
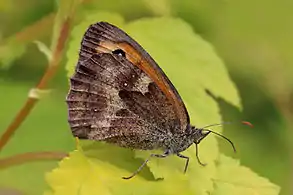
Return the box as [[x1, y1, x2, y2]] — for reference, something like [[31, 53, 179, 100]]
[[161, 125, 210, 154]]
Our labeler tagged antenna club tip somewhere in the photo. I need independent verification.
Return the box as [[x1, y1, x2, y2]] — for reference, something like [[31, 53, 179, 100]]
[[241, 121, 253, 128]]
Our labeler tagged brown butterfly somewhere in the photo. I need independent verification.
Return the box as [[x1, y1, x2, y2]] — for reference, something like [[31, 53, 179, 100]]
[[66, 22, 237, 179]]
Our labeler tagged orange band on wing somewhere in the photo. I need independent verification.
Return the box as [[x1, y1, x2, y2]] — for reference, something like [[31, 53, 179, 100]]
[[96, 41, 186, 126]]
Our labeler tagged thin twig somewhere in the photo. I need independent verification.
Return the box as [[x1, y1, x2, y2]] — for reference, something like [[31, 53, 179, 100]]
[[0, 18, 71, 151], [0, 152, 68, 169]]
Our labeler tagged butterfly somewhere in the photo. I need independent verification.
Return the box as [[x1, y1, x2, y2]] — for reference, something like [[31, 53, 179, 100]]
[[66, 22, 237, 179]]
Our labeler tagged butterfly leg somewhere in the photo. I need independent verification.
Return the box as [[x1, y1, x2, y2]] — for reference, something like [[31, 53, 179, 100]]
[[177, 153, 189, 173], [122, 151, 170, 179], [194, 143, 206, 166]]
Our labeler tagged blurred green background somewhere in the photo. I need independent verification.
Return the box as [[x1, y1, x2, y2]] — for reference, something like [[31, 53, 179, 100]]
[[0, 0, 292, 195]]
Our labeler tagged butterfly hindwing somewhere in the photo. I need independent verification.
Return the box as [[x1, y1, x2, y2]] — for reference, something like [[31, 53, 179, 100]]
[[66, 22, 190, 149]]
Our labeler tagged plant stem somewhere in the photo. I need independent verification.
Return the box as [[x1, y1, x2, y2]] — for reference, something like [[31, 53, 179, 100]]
[[0, 18, 71, 152], [0, 152, 68, 169]]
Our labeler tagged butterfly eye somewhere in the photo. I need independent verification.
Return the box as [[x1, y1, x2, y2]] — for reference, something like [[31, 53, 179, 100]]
[[112, 49, 126, 57]]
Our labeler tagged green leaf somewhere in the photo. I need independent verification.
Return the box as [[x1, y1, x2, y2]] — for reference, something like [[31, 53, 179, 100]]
[[45, 148, 195, 195], [43, 191, 54, 195], [0, 39, 26, 69], [81, 0, 150, 20], [143, 0, 171, 16], [0, 1, 13, 12], [212, 155, 280, 195]]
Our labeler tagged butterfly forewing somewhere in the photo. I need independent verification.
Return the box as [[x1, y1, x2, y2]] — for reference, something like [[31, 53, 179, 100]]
[[66, 22, 190, 150]]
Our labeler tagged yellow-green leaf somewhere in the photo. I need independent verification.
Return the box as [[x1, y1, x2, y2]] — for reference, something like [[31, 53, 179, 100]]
[[212, 155, 280, 195]]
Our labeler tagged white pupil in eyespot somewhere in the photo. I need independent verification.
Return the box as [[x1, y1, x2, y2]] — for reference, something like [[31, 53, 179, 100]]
[[112, 49, 126, 57]]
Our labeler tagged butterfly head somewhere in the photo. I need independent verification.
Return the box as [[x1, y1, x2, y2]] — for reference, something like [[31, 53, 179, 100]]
[[190, 124, 236, 152], [186, 124, 236, 166], [191, 127, 211, 144]]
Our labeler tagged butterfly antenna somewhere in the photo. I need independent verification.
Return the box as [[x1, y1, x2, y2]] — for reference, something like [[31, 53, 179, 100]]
[[200, 121, 253, 153], [203, 128, 237, 153], [202, 121, 253, 129]]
